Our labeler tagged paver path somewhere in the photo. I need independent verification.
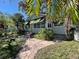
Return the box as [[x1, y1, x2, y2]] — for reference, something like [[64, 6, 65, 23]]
[[16, 38, 55, 59]]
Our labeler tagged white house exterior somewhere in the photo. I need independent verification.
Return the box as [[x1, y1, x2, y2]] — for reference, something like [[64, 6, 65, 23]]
[[25, 16, 66, 35]]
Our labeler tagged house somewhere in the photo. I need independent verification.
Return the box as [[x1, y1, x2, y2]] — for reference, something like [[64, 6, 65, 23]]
[[24, 16, 66, 34]]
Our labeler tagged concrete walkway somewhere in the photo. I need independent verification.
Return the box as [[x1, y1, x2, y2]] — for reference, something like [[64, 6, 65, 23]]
[[16, 38, 55, 59]]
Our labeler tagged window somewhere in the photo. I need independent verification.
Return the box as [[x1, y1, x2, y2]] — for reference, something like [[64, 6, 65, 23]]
[[48, 23, 52, 28], [34, 23, 40, 28], [40, 23, 45, 28]]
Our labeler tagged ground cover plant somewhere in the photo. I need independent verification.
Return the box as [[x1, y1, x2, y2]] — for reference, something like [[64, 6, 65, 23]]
[[35, 28, 54, 40], [0, 36, 25, 59], [34, 41, 79, 59]]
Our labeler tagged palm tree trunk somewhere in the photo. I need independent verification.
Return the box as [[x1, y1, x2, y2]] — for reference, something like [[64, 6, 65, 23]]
[[65, 15, 72, 39]]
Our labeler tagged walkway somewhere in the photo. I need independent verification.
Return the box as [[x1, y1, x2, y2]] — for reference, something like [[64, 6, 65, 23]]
[[16, 38, 55, 59]]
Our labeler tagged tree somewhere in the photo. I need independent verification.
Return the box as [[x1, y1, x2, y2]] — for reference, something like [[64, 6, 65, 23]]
[[0, 12, 15, 27], [0, 12, 16, 36], [19, 0, 78, 18], [19, 0, 79, 39], [11, 13, 25, 35]]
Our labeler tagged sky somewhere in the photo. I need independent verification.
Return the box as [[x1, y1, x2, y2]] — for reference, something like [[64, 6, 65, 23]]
[[0, 0, 28, 18]]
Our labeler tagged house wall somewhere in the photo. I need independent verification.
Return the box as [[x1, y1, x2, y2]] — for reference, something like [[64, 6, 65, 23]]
[[28, 21, 66, 34], [31, 28, 43, 33], [31, 26, 66, 34], [32, 26, 65, 34], [53, 26, 65, 34]]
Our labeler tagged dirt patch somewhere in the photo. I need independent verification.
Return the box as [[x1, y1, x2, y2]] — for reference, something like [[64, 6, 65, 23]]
[[15, 38, 55, 59]]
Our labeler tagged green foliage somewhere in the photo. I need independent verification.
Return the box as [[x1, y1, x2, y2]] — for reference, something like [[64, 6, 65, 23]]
[[0, 37, 24, 59], [19, 0, 79, 21], [35, 28, 54, 40], [19, 0, 42, 16], [0, 13, 15, 27], [0, 27, 4, 37], [11, 13, 25, 35], [34, 41, 79, 59]]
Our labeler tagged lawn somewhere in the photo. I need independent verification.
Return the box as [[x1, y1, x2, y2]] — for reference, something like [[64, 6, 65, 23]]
[[34, 41, 79, 59]]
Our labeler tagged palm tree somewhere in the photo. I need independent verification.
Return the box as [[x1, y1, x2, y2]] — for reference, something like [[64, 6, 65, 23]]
[[19, 0, 79, 38], [19, 0, 78, 17]]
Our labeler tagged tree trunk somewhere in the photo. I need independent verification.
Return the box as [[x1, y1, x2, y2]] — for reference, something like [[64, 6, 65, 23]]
[[65, 15, 72, 40]]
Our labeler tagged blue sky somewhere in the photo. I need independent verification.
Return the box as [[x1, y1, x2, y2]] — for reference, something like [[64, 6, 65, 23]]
[[0, 0, 27, 18]]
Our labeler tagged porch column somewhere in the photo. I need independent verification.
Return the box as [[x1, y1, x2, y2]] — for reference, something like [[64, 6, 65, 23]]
[[45, 21, 48, 29]]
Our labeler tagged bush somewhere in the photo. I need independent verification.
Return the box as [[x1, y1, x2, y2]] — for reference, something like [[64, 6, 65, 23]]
[[35, 28, 54, 40], [0, 37, 25, 59], [0, 30, 4, 37]]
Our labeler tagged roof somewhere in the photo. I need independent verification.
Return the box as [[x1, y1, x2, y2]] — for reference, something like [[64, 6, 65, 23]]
[[25, 18, 45, 24], [30, 19, 40, 24], [25, 16, 46, 24]]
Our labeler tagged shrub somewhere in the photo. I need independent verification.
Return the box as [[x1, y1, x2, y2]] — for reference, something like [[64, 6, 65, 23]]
[[35, 28, 54, 40], [0, 37, 25, 59], [0, 30, 4, 37]]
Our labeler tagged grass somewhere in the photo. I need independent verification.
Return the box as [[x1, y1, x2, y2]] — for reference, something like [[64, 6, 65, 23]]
[[34, 41, 79, 59]]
